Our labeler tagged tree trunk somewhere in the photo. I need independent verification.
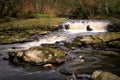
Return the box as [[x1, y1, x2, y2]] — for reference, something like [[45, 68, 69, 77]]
[[105, 1, 110, 15]]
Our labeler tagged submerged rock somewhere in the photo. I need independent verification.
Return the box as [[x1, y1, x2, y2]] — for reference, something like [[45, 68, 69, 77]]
[[76, 74, 91, 80], [8, 47, 66, 65], [92, 70, 120, 80], [59, 68, 73, 75]]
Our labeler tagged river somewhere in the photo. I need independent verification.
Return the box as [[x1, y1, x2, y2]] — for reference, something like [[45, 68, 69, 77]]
[[0, 20, 120, 80]]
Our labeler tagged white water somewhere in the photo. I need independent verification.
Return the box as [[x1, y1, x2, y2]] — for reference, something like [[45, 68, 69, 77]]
[[58, 20, 112, 33], [0, 20, 112, 51]]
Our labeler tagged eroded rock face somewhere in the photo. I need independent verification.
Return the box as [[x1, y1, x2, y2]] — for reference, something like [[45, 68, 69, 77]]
[[92, 70, 120, 80], [8, 47, 66, 65], [72, 32, 120, 48]]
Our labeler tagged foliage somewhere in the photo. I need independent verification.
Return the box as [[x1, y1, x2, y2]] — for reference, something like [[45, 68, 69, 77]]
[[110, 0, 120, 14], [2, 16, 16, 22], [0, 0, 119, 19], [69, 8, 87, 19]]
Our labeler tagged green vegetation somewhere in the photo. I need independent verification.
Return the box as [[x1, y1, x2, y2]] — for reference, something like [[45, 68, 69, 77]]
[[0, 0, 120, 44], [0, 18, 66, 44], [0, 0, 119, 19], [26, 13, 53, 18]]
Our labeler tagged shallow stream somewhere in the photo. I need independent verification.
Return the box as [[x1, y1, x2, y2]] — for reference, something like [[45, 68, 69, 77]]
[[0, 20, 119, 80], [0, 47, 120, 80]]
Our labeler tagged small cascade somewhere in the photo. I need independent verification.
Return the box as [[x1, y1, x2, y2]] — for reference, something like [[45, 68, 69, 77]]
[[0, 20, 113, 51], [58, 20, 113, 33]]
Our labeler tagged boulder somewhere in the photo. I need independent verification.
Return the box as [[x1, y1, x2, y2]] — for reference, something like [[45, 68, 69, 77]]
[[108, 40, 120, 48], [97, 50, 120, 56], [59, 68, 73, 75], [72, 32, 120, 48], [8, 47, 66, 65], [92, 70, 120, 80]]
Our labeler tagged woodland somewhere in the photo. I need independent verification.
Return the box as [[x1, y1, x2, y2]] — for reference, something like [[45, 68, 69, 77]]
[[0, 0, 120, 20]]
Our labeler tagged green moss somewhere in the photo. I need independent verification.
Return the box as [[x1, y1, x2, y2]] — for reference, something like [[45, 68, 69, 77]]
[[29, 47, 65, 59], [0, 18, 66, 44]]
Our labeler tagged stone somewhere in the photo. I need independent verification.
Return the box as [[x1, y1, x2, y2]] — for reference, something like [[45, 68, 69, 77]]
[[72, 32, 120, 48], [108, 40, 120, 48], [8, 47, 66, 65], [59, 68, 73, 75], [3, 57, 9, 60], [76, 74, 91, 79], [43, 64, 53, 69], [92, 70, 120, 80], [98, 50, 120, 56]]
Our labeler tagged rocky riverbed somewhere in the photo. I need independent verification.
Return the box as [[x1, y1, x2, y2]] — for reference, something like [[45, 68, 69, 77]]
[[0, 32, 119, 80]]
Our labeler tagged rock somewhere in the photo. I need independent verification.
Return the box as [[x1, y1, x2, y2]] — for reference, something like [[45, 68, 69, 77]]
[[72, 32, 120, 48], [43, 64, 53, 69], [8, 51, 23, 63], [8, 47, 66, 65], [107, 23, 120, 32], [3, 57, 9, 60], [76, 74, 91, 79], [59, 68, 73, 75], [108, 40, 120, 48], [92, 70, 120, 80], [41, 44, 58, 48], [98, 50, 120, 56]]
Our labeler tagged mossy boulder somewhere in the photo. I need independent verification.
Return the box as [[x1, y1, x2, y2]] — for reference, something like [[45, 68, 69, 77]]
[[92, 70, 120, 80], [72, 32, 120, 48], [8, 47, 66, 65]]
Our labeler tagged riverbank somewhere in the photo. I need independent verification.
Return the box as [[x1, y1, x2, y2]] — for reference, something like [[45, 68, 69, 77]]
[[0, 18, 66, 44], [0, 18, 120, 80], [0, 17, 120, 44]]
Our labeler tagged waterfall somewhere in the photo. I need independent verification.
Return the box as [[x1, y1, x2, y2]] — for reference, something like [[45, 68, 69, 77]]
[[0, 20, 113, 51], [58, 20, 112, 33]]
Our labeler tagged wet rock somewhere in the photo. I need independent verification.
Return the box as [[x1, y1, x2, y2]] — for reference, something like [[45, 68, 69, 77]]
[[3, 57, 9, 60], [8, 47, 66, 65], [98, 50, 120, 57], [41, 44, 58, 48], [8, 51, 23, 63], [107, 23, 120, 32], [63, 42, 76, 50], [59, 68, 73, 75], [66, 56, 76, 61], [43, 64, 53, 69], [108, 40, 120, 48], [76, 74, 91, 80], [92, 70, 120, 80], [72, 32, 120, 49], [71, 37, 83, 47]]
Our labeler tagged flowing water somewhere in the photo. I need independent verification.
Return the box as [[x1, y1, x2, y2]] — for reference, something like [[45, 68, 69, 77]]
[[0, 20, 119, 80]]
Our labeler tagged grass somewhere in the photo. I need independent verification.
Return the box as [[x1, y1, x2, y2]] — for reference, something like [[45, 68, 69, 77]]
[[0, 18, 66, 44]]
